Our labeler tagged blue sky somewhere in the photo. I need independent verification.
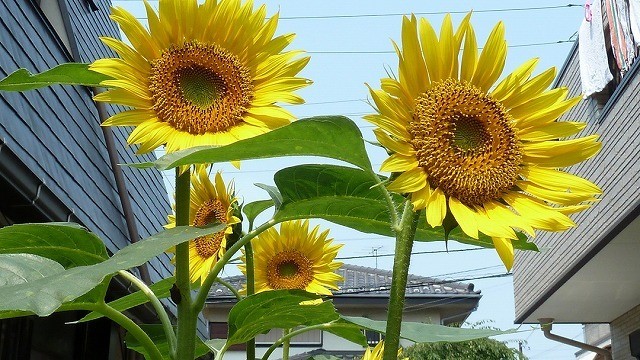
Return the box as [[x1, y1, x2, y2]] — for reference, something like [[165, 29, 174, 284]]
[[114, 1, 589, 358]]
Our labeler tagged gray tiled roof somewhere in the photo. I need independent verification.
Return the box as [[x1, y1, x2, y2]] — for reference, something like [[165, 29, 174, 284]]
[[208, 263, 480, 298]]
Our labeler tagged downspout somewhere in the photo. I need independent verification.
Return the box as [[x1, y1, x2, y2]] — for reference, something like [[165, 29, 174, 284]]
[[538, 318, 612, 360], [92, 88, 152, 285]]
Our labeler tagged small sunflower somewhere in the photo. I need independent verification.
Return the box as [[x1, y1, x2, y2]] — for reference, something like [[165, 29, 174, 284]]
[[91, 0, 310, 154], [366, 14, 601, 270], [362, 341, 385, 360], [167, 168, 240, 284], [240, 220, 343, 295]]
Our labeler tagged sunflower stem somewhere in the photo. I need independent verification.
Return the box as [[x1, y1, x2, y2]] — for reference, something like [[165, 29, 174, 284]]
[[175, 167, 197, 360], [118, 270, 177, 359], [193, 219, 277, 315], [383, 200, 420, 360], [282, 328, 291, 360], [369, 169, 400, 228], [244, 241, 256, 360], [95, 302, 164, 360]]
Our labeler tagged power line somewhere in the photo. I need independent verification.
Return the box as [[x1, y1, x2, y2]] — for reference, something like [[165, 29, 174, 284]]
[[307, 40, 575, 54], [336, 247, 486, 260], [277, 4, 581, 20]]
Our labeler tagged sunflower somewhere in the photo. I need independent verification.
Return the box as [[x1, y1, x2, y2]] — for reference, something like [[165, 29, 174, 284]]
[[240, 220, 343, 295], [366, 14, 601, 270], [167, 167, 240, 284], [362, 341, 385, 360], [91, 0, 310, 154]]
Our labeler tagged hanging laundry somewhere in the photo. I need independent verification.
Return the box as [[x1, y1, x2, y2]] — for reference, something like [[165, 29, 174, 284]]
[[603, 0, 636, 73], [579, 0, 614, 97], [629, 0, 640, 49]]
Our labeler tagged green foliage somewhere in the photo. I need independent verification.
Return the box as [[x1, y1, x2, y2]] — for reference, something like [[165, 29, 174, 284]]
[[134, 116, 373, 170], [403, 337, 526, 360], [227, 290, 365, 346], [342, 316, 515, 343], [243, 199, 275, 225], [0, 63, 110, 91], [0, 222, 108, 267], [78, 277, 176, 323], [0, 224, 225, 316], [125, 324, 211, 360]]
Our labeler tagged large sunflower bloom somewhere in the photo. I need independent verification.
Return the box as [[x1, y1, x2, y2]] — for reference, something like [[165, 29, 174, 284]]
[[91, 0, 310, 154], [167, 168, 240, 284], [366, 14, 601, 270], [240, 220, 343, 295]]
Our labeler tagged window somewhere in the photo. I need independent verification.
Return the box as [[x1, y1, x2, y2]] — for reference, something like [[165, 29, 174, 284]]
[[255, 329, 322, 347], [364, 330, 384, 346]]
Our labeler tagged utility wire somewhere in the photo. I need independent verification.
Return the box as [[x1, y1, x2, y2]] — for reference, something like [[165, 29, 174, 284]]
[[277, 4, 581, 20], [336, 247, 486, 260], [308, 40, 575, 54]]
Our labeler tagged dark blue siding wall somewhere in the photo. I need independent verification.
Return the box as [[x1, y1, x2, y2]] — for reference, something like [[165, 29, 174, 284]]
[[0, 0, 172, 281]]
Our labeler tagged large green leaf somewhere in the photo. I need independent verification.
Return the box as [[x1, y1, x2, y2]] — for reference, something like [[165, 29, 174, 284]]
[[273, 164, 538, 251], [0, 63, 110, 91], [78, 277, 176, 323], [243, 199, 274, 226], [133, 116, 372, 170], [0, 253, 65, 286], [125, 324, 211, 359], [227, 290, 339, 345], [0, 223, 108, 268], [342, 316, 515, 343], [0, 224, 225, 316]]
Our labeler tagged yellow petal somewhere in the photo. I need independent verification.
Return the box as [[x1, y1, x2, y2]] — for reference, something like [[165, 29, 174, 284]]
[[448, 198, 478, 239], [380, 154, 419, 172], [491, 58, 539, 102], [472, 22, 506, 92], [521, 166, 601, 195], [522, 135, 601, 168], [501, 67, 556, 109], [460, 23, 478, 83], [517, 181, 597, 205], [418, 17, 441, 83], [373, 128, 415, 156], [492, 237, 514, 271], [518, 121, 586, 141], [426, 187, 446, 227], [387, 168, 427, 193], [484, 201, 535, 237]]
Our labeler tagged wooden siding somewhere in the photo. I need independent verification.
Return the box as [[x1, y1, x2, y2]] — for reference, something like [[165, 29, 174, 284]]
[[0, 0, 172, 281], [513, 45, 640, 320]]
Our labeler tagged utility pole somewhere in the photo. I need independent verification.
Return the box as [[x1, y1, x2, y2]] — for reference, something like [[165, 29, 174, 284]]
[[370, 246, 383, 269]]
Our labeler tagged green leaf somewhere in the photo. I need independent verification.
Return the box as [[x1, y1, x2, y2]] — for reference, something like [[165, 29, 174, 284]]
[[321, 320, 368, 347], [136, 116, 372, 170], [0, 223, 109, 268], [0, 224, 225, 316], [203, 339, 226, 355], [255, 183, 283, 209], [227, 290, 339, 345], [243, 199, 275, 225], [125, 324, 211, 359], [0, 253, 65, 286], [77, 277, 176, 323], [0, 63, 111, 91], [342, 316, 515, 343], [274, 164, 537, 251]]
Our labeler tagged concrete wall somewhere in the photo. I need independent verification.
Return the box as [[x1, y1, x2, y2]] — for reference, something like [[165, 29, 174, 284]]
[[512, 43, 640, 323], [611, 304, 640, 360]]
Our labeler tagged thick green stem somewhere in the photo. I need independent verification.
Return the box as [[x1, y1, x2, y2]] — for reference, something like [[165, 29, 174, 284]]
[[175, 168, 196, 360], [244, 242, 256, 360], [369, 169, 399, 227], [96, 302, 164, 360], [282, 328, 291, 360], [383, 201, 420, 360], [193, 219, 277, 314], [118, 270, 177, 359]]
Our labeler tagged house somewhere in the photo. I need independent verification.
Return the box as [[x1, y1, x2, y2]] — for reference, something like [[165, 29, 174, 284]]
[[512, 1, 640, 359], [0, 0, 197, 358], [205, 264, 482, 360]]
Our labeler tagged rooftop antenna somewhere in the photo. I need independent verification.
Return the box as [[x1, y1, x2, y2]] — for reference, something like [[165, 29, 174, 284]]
[[370, 246, 383, 269]]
